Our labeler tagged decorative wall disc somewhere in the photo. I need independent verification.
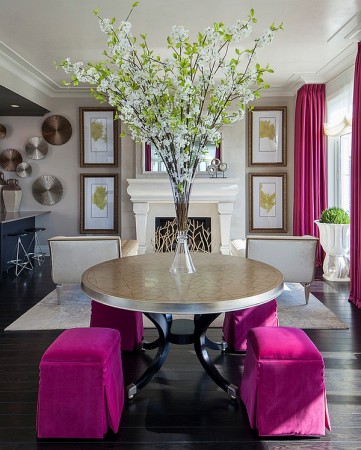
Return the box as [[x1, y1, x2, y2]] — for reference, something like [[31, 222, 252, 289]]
[[41, 115, 72, 145], [0, 124, 6, 139], [32, 175, 63, 205], [0, 148, 22, 171], [211, 158, 220, 167], [25, 136, 48, 159], [16, 162, 32, 178]]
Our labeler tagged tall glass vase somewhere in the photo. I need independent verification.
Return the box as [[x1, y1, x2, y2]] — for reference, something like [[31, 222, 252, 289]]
[[169, 200, 196, 274], [168, 178, 196, 275]]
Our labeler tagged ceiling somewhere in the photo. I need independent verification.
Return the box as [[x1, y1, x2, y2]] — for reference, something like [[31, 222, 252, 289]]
[[1, 0, 361, 116]]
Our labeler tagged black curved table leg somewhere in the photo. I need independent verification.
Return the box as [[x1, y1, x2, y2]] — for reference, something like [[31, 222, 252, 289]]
[[127, 313, 170, 399], [193, 313, 238, 399], [141, 314, 172, 350], [193, 315, 228, 351]]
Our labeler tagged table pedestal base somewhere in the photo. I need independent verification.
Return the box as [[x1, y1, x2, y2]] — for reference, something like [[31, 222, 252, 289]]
[[126, 313, 238, 400]]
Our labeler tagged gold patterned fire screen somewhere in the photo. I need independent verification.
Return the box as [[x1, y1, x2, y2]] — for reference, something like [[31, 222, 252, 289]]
[[154, 217, 211, 253]]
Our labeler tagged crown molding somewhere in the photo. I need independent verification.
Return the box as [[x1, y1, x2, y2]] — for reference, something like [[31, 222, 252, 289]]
[[0, 39, 358, 102], [279, 43, 357, 96], [0, 42, 58, 96]]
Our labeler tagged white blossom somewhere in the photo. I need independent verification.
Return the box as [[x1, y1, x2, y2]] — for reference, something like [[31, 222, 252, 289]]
[[60, 8, 281, 199]]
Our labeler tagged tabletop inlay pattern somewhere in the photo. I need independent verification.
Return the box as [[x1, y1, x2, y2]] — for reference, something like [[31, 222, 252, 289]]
[[82, 253, 284, 314]]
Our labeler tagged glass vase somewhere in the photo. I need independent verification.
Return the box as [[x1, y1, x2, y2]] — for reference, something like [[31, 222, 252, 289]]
[[169, 200, 196, 274]]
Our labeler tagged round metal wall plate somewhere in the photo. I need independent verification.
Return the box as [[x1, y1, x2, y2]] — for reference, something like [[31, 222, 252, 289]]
[[0, 148, 23, 171], [41, 115, 72, 145], [32, 175, 63, 205], [25, 136, 48, 159], [0, 124, 6, 139], [16, 162, 32, 178]]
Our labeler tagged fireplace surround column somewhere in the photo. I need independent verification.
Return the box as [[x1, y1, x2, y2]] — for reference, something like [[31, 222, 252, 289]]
[[132, 202, 149, 255], [218, 202, 234, 255]]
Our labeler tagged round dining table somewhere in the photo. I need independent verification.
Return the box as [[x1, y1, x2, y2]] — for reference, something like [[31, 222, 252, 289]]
[[81, 252, 284, 399]]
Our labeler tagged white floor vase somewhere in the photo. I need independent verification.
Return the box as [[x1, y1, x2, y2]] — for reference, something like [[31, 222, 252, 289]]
[[315, 220, 350, 282]]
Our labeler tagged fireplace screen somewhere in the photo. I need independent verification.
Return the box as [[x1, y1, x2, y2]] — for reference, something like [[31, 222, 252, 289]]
[[154, 217, 211, 253]]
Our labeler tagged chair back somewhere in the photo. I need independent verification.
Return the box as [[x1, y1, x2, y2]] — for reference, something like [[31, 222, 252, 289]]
[[246, 235, 318, 284], [48, 236, 122, 285]]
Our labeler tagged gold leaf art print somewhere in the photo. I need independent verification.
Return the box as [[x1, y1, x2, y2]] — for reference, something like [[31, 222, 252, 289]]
[[81, 174, 117, 234], [90, 118, 108, 152], [92, 185, 108, 211], [259, 182, 276, 215], [259, 118, 276, 152]]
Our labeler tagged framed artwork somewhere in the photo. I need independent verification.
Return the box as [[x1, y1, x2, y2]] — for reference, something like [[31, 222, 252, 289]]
[[249, 173, 287, 233], [79, 107, 118, 167], [80, 174, 118, 234], [248, 106, 287, 166]]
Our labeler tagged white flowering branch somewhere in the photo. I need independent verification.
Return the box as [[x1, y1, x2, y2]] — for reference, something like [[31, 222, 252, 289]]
[[59, 2, 282, 202]]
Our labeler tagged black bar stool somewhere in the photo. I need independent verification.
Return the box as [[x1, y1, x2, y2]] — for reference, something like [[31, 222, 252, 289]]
[[24, 227, 46, 264], [7, 231, 33, 276]]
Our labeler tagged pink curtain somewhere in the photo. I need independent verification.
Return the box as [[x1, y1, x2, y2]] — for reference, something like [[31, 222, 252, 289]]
[[349, 42, 361, 308], [145, 143, 152, 171], [293, 84, 328, 266]]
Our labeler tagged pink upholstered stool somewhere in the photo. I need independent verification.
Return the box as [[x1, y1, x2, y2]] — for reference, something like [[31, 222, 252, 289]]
[[36, 328, 124, 439], [222, 300, 278, 351], [90, 301, 144, 351], [241, 327, 331, 437]]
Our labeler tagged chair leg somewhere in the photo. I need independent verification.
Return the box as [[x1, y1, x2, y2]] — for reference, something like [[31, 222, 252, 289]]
[[8, 236, 33, 276], [17, 238, 33, 275], [27, 232, 46, 264], [56, 284, 63, 305], [34, 232, 46, 263], [303, 283, 311, 304]]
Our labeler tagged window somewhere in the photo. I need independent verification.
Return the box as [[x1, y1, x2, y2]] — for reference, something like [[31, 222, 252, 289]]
[[335, 133, 351, 213]]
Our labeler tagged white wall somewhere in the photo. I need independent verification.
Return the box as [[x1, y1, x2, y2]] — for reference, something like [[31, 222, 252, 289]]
[[0, 93, 295, 248]]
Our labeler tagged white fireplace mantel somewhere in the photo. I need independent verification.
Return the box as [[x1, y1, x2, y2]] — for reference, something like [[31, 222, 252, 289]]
[[127, 178, 240, 254]]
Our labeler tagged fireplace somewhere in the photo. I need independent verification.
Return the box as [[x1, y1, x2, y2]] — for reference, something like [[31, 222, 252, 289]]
[[127, 178, 240, 254], [154, 217, 212, 253]]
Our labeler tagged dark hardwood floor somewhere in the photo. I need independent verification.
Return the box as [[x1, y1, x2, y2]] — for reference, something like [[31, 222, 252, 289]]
[[0, 259, 360, 449]]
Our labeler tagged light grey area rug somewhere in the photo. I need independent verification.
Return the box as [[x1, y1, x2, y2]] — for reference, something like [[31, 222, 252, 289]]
[[5, 282, 348, 331]]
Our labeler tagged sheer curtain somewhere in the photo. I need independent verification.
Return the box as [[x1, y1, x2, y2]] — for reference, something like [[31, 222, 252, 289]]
[[349, 42, 361, 308], [293, 84, 328, 266]]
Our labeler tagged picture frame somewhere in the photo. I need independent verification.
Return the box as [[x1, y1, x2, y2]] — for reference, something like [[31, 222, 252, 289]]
[[80, 174, 118, 234], [249, 173, 287, 233], [248, 106, 287, 166], [79, 107, 118, 167]]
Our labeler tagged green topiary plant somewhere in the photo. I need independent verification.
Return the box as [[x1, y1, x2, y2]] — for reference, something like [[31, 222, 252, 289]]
[[319, 207, 350, 224]]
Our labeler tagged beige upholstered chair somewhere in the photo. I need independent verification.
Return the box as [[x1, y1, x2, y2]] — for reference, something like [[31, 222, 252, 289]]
[[48, 236, 138, 304], [245, 235, 318, 304]]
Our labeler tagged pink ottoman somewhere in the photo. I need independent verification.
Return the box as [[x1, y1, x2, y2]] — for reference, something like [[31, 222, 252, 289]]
[[241, 327, 331, 437], [90, 301, 144, 352], [36, 328, 124, 439], [223, 300, 278, 351]]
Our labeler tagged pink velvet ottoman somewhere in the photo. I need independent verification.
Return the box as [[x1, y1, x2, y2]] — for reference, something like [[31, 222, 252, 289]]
[[90, 300, 144, 351], [222, 300, 278, 351], [36, 328, 124, 439], [241, 327, 331, 436]]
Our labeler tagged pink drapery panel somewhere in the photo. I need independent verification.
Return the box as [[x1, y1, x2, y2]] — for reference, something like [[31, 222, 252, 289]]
[[293, 84, 327, 266], [349, 42, 361, 308]]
